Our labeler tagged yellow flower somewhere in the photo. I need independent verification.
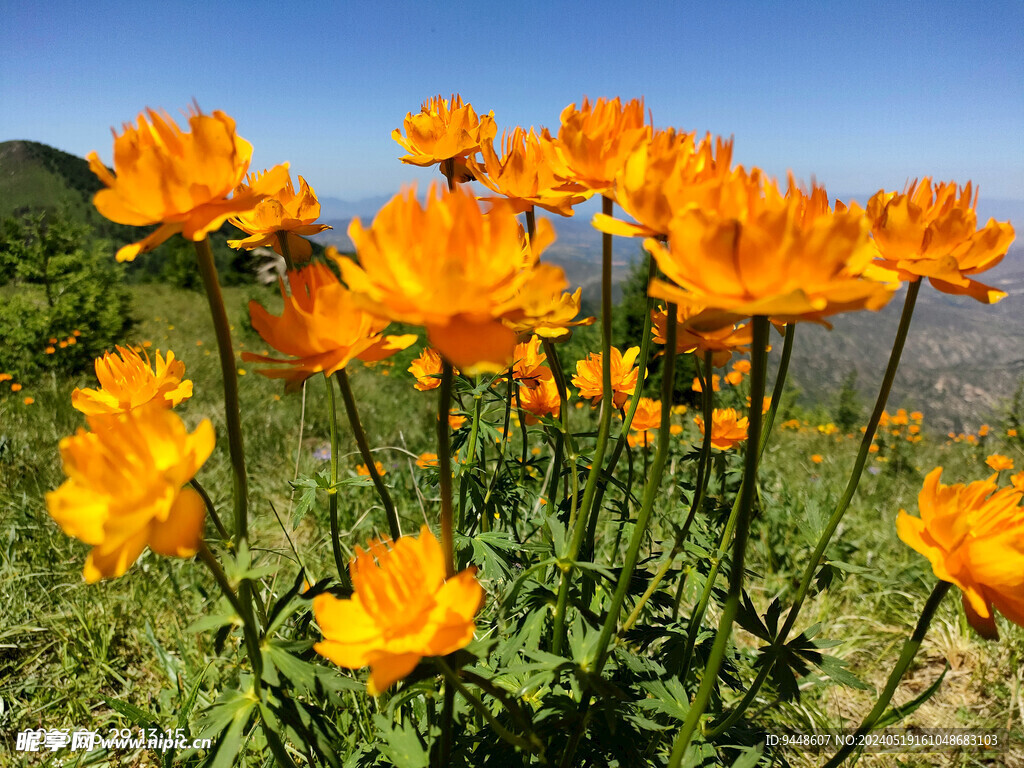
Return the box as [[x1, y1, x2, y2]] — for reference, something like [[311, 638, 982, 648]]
[[511, 337, 549, 388], [986, 454, 1014, 472], [46, 405, 214, 583], [337, 185, 568, 372], [651, 305, 752, 367], [503, 286, 594, 340], [625, 397, 662, 432], [571, 346, 640, 409], [409, 348, 449, 391], [72, 346, 192, 416], [866, 179, 1015, 303], [392, 94, 497, 183], [243, 263, 416, 388], [88, 107, 289, 262], [694, 408, 749, 451], [552, 97, 651, 195], [313, 526, 482, 694], [1011, 471, 1024, 493], [897, 467, 1024, 638], [467, 126, 588, 216], [416, 453, 439, 469], [228, 169, 331, 261], [594, 129, 734, 238], [357, 461, 386, 477], [518, 375, 563, 425], [646, 173, 894, 323]]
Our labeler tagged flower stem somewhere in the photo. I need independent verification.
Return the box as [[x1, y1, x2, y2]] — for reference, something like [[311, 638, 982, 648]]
[[275, 231, 295, 272], [710, 282, 920, 734], [336, 369, 401, 540], [822, 581, 952, 768], [437, 362, 456, 578], [324, 372, 348, 585], [190, 478, 230, 544], [551, 195, 616, 655], [197, 541, 262, 679], [758, 323, 795, 460], [668, 315, 769, 767], [193, 237, 249, 545]]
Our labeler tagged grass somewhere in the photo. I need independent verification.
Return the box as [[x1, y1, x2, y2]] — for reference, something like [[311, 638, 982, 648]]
[[2, 282, 1023, 767]]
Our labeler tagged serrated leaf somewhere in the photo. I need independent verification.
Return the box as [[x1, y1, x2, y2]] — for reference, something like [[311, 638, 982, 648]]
[[373, 713, 430, 768]]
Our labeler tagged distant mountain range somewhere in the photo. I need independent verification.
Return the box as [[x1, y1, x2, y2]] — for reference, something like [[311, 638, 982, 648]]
[[4, 138, 1022, 428]]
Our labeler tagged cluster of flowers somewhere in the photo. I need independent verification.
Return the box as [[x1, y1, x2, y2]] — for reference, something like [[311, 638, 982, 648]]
[[45, 89, 1021, 704]]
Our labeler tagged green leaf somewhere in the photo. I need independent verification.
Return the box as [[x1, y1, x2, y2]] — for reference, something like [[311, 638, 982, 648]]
[[373, 713, 430, 768], [816, 654, 872, 691], [729, 745, 765, 768], [874, 663, 949, 727], [100, 695, 160, 731]]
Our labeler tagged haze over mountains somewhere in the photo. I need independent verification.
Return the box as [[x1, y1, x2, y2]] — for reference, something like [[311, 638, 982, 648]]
[[4, 138, 1023, 430]]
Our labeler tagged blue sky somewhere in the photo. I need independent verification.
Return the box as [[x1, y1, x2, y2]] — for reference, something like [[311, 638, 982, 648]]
[[2, 0, 1022, 208]]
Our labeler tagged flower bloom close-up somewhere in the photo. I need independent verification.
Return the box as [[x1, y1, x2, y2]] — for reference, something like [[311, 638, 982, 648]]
[[392, 94, 496, 183], [571, 346, 640, 409], [646, 172, 895, 324], [897, 467, 1024, 638], [651, 305, 752, 367], [695, 407, 750, 451], [336, 185, 569, 372], [985, 454, 1014, 472], [518, 374, 563, 424], [313, 526, 482, 694], [46, 405, 214, 583], [552, 96, 651, 195], [408, 347, 447, 391], [87, 106, 288, 261], [866, 178, 1015, 304], [227, 169, 331, 261], [626, 397, 662, 432], [467, 126, 588, 216], [243, 262, 416, 388], [72, 346, 193, 416]]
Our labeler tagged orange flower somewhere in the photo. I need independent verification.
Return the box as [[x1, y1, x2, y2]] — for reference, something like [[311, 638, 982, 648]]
[[811, 454, 824, 464], [337, 186, 568, 372], [243, 263, 416, 388], [897, 467, 1024, 638], [0, 373, 11, 382], [651, 305, 752, 367], [646, 173, 894, 323], [23, 397, 35, 405], [571, 346, 639, 409], [518, 375, 563, 425], [88, 107, 289, 262], [10, 383, 22, 392], [72, 346, 192, 416], [392, 94, 496, 183], [313, 526, 482, 694], [448, 413, 467, 431], [626, 397, 662, 432], [511, 337, 549, 388], [692, 374, 720, 393], [551, 97, 651, 195], [725, 371, 743, 387], [45, 346, 56, 355], [732, 360, 751, 374], [46, 405, 214, 583], [910, 410, 924, 422], [986, 454, 1014, 472], [503, 286, 594, 340], [866, 179, 1015, 303], [228, 169, 331, 260], [416, 453, 439, 469], [979, 424, 991, 437], [409, 348, 448, 391], [1011, 471, 1024, 493], [357, 461, 387, 477], [593, 130, 735, 238], [467, 126, 588, 216], [627, 429, 654, 449], [694, 408, 749, 451]]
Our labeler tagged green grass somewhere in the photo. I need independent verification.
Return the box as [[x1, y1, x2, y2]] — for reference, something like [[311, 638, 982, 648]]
[[2, 283, 1023, 767]]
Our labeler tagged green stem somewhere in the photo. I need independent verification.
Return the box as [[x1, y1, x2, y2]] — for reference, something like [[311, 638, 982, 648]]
[[711, 282, 920, 733], [551, 195, 616, 655], [668, 315, 769, 767], [822, 581, 951, 768], [758, 323, 795, 460], [483, 373, 514, 515], [276, 231, 296, 272], [336, 369, 401, 540], [437, 362, 456, 578], [621, 535, 683, 633], [193, 237, 248, 545], [543, 340, 577, 510], [190, 478, 230, 544], [198, 542, 262, 680], [324, 372, 348, 584], [461, 385, 483, 531]]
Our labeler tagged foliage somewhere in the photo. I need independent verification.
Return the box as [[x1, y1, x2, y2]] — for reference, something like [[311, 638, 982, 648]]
[[0, 210, 133, 378]]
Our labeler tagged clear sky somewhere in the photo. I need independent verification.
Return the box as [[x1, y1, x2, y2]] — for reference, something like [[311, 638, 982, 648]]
[[2, 0, 1022, 206]]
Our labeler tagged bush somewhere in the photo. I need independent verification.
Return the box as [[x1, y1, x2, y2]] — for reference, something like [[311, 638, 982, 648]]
[[0, 211, 133, 378]]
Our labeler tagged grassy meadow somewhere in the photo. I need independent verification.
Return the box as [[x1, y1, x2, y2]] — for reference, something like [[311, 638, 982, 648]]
[[2, 281, 1023, 767]]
